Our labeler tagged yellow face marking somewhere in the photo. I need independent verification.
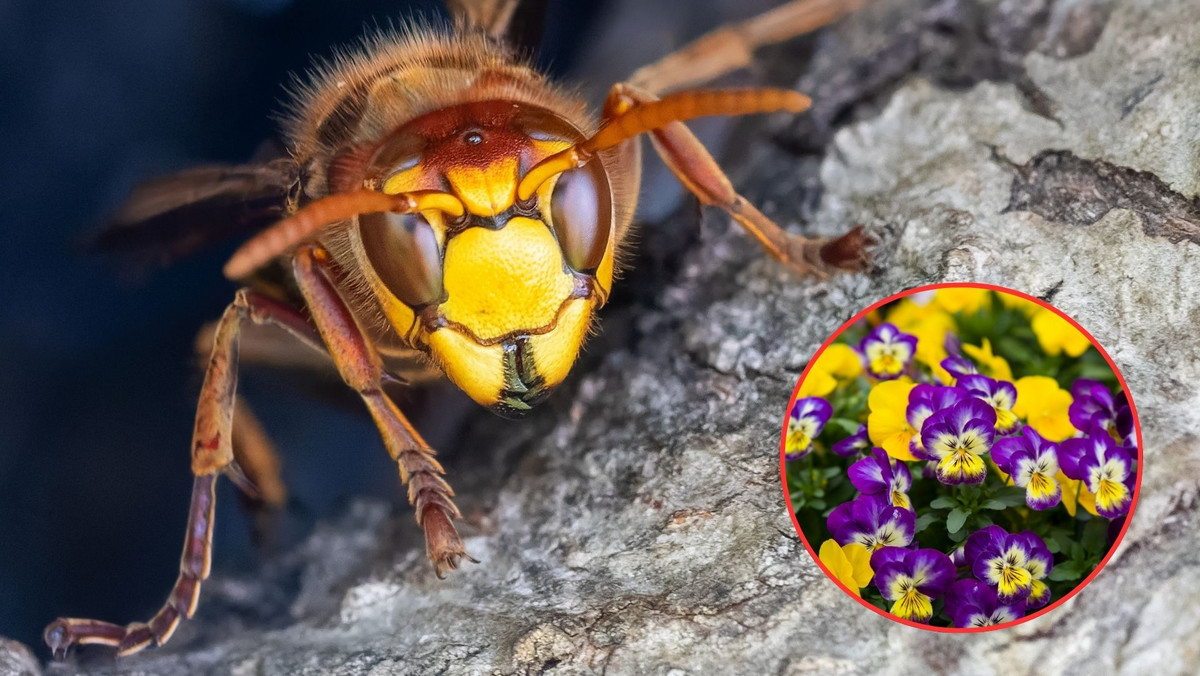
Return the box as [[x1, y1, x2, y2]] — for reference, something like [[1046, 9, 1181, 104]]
[[527, 297, 594, 389], [440, 216, 576, 342], [444, 157, 519, 216], [426, 329, 507, 407], [383, 165, 424, 196]]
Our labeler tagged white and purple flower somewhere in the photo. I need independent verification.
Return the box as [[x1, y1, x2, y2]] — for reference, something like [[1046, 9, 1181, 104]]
[[906, 384, 969, 460], [1069, 379, 1118, 436], [992, 427, 1062, 510], [827, 494, 915, 553], [944, 579, 1026, 628], [1014, 531, 1054, 610], [921, 398, 997, 485], [870, 547, 956, 623], [786, 397, 833, 460], [1060, 433, 1135, 519], [965, 526, 1047, 602], [831, 423, 871, 458], [857, 323, 918, 380], [958, 374, 1019, 434], [1071, 379, 1137, 450], [848, 449, 914, 512]]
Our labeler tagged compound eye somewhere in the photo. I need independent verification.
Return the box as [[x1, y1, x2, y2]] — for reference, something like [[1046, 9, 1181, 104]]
[[550, 163, 612, 273], [359, 211, 444, 308]]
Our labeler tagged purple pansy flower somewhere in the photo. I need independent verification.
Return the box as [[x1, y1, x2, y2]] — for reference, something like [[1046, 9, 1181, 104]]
[[941, 333, 977, 379], [832, 423, 871, 458], [949, 543, 967, 568], [1014, 531, 1054, 610], [786, 397, 832, 460], [921, 398, 997, 485], [1060, 434, 1135, 518], [1113, 390, 1136, 448], [944, 579, 1026, 628], [857, 323, 918, 380], [991, 427, 1062, 510], [965, 526, 1047, 602], [1069, 379, 1119, 437], [827, 494, 915, 553], [870, 547, 956, 623], [958, 374, 1019, 434], [848, 449, 913, 512], [906, 385, 969, 460]]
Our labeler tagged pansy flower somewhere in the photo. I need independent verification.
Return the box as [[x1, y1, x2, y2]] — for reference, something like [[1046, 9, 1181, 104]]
[[958, 374, 1019, 434], [1069, 379, 1120, 438], [857, 323, 917, 380], [1031, 307, 1091, 358], [799, 343, 863, 397], [906, 384, 968, 460], [887, 300, 957, 383], [991, 427, 1062, 510], [944, 579, 1026, 628], [786, 397, 832, 460], [832, 423, 871, 458], [1060, 433, 1135, 518], [848, 449, 913, 511], [1114, 390, 1136, 449], [867, 380, 919, 461], [921, 398, 997, 485], [827, 494, 915, 552], [940, 354, 976, 379], [1013, 375, 1077, 442], [870, 547, 955, 623], [1014, 531, 1054, 610], [965, 525, 1046, 602], [962, 338, 1014, 382], [949, 543, 967, 568], [817, 540, 874, 597], [934, 288, 991, 315]]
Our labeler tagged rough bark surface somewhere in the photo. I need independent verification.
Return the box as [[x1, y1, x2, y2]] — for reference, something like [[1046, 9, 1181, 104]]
[[11, 0, 1200, 674]]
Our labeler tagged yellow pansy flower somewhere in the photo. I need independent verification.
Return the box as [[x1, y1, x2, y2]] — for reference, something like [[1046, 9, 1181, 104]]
[[798, 343, 862, 397], [888, 300, 957, 383], [867, 379, 918, 461], [1013, 376, 1077, 442], [934, 288, 991, 315], [962, 338, 1014, 382], [818, 540, 874, 597], [1058, 472, 1100, 518], [1031, 308, 1091, 358], [998, 292, 1040, 317]]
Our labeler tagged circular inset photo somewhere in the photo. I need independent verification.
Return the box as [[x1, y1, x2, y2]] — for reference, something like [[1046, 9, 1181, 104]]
[[779, 283, 1141, 631]]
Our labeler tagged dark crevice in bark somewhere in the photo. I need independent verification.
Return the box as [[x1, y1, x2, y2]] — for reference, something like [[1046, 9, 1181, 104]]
[[1003, 150, 1200, 245]]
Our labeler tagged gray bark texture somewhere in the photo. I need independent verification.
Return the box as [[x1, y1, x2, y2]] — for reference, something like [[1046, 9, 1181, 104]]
[[10, 0, 1200, 673]]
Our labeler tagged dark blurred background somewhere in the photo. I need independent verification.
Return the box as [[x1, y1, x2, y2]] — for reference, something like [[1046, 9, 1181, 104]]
[[0, 0, 795, 654]]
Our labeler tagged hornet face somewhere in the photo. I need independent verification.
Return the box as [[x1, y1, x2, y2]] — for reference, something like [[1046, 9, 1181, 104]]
[[354, 101, 615, 418]]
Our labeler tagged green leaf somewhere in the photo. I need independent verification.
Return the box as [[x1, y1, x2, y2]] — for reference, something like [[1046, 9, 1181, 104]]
[[1081, 518, 1108, 556], [915, 512, 941, 534], [1048, 562, 1083, 581], [981, 499, 1009, 510], [828, 418, 862, 437], [992, 489, 1029, 507], [946, 508, 969, 534], [930, 497, 958, 510]]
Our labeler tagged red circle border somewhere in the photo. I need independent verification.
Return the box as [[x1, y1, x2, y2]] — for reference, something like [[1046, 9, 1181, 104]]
[[777, 281, 1145, 633]]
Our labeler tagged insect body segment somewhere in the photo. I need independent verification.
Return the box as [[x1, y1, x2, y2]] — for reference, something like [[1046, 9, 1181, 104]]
[[339, 99, 614, 415], [46, 0, 872, 660]]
